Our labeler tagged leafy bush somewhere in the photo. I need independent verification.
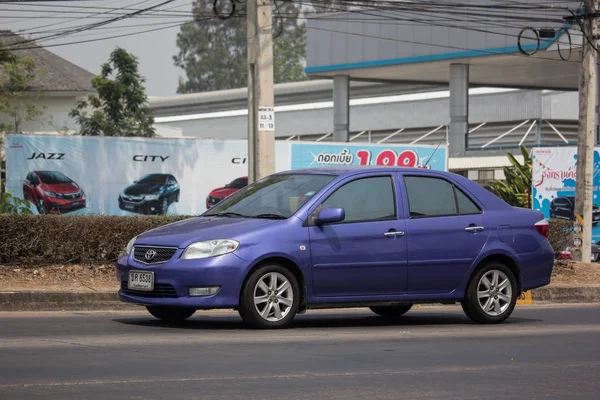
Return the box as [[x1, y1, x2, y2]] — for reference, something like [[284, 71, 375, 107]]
[[0, 214, 189, 265], [548, 219, 573, 253], [488, 145, 532, 208], [0, 214, 579, 266], [0, 191, 32, 214]]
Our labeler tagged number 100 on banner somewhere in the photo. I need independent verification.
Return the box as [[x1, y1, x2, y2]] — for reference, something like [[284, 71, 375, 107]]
[[357, 149, 430, 168]]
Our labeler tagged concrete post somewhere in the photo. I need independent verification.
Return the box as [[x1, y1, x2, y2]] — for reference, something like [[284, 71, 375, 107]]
[[333, 76, 350, 142], [449, 64, 469, 156], [247, 0, 275, 183]]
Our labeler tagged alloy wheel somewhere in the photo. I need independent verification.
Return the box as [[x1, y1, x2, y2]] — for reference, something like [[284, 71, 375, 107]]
[[37, 199, 47, 215], [253, 272, 294, 322], [477, 269, 512, 316]]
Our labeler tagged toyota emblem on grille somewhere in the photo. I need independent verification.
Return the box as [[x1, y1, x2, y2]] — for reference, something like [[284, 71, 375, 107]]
[[144, 249, 157, 261]]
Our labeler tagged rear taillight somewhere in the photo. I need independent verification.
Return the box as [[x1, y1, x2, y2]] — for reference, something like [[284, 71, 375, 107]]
[[535, 218, 550, 238]]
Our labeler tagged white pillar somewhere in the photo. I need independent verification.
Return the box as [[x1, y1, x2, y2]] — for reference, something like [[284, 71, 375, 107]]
[[333, 76, 350, 142], [449, 64, 469, 156]]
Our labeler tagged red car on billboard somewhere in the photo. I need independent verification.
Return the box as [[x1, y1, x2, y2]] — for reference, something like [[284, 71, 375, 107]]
[[206, 177, 248, 209], [23, 170, 86, 214]]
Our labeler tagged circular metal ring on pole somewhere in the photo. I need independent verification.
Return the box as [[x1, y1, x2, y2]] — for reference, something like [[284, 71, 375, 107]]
[[213, 0, 236, 20], [518, 27, 540, 56], [556, 27, 573, 61]]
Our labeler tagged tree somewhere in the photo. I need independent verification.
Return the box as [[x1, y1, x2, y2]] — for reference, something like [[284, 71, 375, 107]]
[[1, 50, 46, 195], [488, 145, 532, 209], [70, 47, 155, 137], [0, 55, 46, 134], [174, 0, 307, 93]]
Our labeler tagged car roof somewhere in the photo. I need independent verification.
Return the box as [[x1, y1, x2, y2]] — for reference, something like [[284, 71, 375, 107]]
[[276, 166, 512, 210], [275, 166, 446, 176]]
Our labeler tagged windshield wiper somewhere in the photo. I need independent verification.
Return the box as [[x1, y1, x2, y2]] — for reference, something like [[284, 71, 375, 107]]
[[207, 212, 247, 218], [252, 213, 287, 219]]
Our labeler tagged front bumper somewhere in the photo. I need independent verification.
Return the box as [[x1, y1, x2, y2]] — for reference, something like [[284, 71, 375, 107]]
[[45, 198, 86, 214], [116, 251, 248, 309], [119, 198, 162, 215]]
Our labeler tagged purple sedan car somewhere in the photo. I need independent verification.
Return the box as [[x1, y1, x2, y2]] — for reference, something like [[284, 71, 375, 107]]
[[117, 167, 554, 328]]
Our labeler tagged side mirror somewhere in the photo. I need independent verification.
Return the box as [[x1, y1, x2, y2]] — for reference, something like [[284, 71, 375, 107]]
[[316, 207, 345, 225]]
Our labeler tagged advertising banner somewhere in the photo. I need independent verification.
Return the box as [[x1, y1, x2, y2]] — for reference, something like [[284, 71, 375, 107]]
[[531, 146, 600, 244], [289, 142, 447, 170], [5, 135, 447, 216]]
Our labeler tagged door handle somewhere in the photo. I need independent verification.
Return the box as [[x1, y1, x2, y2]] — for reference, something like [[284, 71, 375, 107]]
[[465, 226, 484, 232], [384, 231, 405, 237]]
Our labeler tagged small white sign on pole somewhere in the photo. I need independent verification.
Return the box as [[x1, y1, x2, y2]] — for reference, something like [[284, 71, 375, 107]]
[[258, 107, 275, 131]]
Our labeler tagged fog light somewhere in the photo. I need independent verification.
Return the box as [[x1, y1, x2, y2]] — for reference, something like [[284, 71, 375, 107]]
[[189, 286, 220, 296]]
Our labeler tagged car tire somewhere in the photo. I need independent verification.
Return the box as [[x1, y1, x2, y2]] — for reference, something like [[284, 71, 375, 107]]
[[161, 198, 169, 214], [461, 263, 517, 324], [36, 199, 47, 215], [592, 252, 599, 262], [238, 264, 300, 329], [369, 304, 413, 317], [176, 192, 180, 203], [146, 306, 195, 323]]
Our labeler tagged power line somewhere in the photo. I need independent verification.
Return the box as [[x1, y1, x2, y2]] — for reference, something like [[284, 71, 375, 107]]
[[2, 0, 177, 50]]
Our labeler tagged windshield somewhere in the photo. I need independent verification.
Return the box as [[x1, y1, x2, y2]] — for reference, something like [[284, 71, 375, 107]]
[[137, 174, 167, 185], [37, 171, 72, 184], [227, 177, 247, 189], [204, 173, 336, 218]]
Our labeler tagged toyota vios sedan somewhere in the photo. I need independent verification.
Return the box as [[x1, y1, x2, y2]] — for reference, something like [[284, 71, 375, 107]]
[[117, 167, 554, 329]]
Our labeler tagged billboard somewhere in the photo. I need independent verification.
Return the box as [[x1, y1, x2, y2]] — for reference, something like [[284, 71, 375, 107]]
[[290, 142, 446, 170], [5, 134, 447, 216], [531, 146, 600, 244]]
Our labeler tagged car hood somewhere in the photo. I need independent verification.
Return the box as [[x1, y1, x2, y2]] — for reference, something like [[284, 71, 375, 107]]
[[123, 183, 163, 196], [135, 216, 276, 248], [209, 187, 237, 198], [41, 182, 80, 194]]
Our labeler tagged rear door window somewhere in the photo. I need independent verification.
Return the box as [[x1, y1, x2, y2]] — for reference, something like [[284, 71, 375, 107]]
[[403, 176, 482, 218]]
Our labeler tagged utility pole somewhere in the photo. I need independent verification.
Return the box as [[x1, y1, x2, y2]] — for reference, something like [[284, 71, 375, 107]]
[[247, 0, 275, 183], [573, 0, 598, 262]]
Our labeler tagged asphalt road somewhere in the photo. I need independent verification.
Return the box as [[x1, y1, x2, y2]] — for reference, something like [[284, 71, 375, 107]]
[[0, 304, 599, 400]]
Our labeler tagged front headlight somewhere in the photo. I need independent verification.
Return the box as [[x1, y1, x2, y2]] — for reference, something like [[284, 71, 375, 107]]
[[44, 191, 60, 198], [181, 239, 239, 260], [144, 194, 159, 201], [124, 236, 137, 255]]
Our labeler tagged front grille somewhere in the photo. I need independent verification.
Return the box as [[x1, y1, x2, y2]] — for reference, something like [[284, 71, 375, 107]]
[[122, 195, 144, 203], [133, 246, 178, 264], [62, 191, 81, 200], [120, 281, 178, 298]]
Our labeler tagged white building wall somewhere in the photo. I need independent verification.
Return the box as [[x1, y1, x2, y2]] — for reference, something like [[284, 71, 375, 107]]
[[0, 94, 86, 134]]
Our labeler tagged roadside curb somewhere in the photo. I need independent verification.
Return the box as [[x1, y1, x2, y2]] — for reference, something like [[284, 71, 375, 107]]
[[0, 286, 598, 311], [0, 291, 137, 311], [530, 286, 600, 303]]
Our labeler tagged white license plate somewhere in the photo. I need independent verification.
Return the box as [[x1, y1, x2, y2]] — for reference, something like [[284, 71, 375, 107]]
[[594, 215, 599, 220], [72, 202, 80, 206], [128, 271, 154, 291], [125, 204, 134, 210]]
